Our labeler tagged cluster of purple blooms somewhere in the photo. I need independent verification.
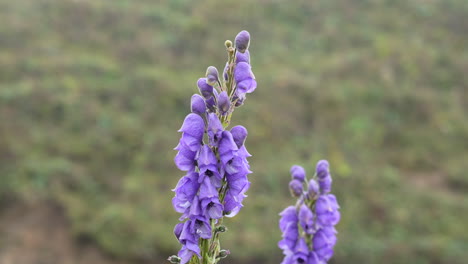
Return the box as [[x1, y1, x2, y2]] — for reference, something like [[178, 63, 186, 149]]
[[279, 161, 340, 264], [170, 30, 256, 264]]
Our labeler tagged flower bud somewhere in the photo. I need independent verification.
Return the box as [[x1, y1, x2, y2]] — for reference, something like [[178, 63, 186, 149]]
[[167, 255, 181, 263], [218, 249, 230, 259], [217, 91, 230, 116], [316, 160, 330, 179], [197, 77, 213, 99], [230, 125, 248, 148], [206, 66, 219, 86], [225, 40, 232, 48], [290, 165, 306, 182], [289, 179, 303, 197], [308, 179, 319, 199], [190, 94, 206, 115], [235, 30, 250, 53]]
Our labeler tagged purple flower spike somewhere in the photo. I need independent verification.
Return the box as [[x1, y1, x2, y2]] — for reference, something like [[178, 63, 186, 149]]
[[230, 125, 248, 148], [191, 94, 206, 115], [178, 113, 205, 140], [290, 165, 306, 182], [217, 91, 230, 116], [289, 179, 303, 197], [172, 31, 256, 263], [279, 161, 340, 264], [197, 77, 214, 99], [234, 30, 250, 53]]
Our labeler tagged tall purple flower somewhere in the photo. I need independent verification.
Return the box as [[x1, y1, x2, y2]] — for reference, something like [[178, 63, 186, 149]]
[[278, 160, 341, 264], [170, 30, 256, 264]]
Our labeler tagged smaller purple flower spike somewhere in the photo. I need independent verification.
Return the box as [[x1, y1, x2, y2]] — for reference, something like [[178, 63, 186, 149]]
[[234, 30, 250, 53], [279, 160, 340, 264], [217, 91, 230, 116], [234, 62, 257, 94], [206, 66, 219, 86], [290, 165, 306, 182], [191, 94, 206, 115], [197, 77, 214, 99], [316, 160, 330, 179], [289, 179, 303, 197], [207, 113, 223, 147]]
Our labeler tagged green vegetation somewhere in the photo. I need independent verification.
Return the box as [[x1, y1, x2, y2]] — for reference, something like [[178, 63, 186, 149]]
[[1, 0, 467, 263]]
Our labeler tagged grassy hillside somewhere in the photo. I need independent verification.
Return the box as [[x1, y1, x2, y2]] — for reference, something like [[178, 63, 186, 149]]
[[1, 0, 467, 263]]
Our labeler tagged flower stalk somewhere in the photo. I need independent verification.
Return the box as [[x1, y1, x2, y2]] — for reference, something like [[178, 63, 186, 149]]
[[170, 30, 256, 264]]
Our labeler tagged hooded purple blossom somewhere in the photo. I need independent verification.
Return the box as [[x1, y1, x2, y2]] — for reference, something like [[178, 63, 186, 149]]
[[191, 94, 206, 115], [235, 30, 250, 53], [197, 77, 214, 99], [218, 131, 238, 165], [197, 145, 222, 188], [206, 66, 219, 86], [178, 113, 205, 152], [289, 179, 303, 197], [290, 165, 306, 182], [217, 91, 230, 116], [315, 194, 340, 227], [207, 113, 223, 147], [172, 172, 200, 218], [234, 62, 257, 94]]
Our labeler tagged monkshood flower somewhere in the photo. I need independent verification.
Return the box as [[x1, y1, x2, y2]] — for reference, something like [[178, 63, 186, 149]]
[[278, 161, 341, 264], [169, 30, 256, 264]]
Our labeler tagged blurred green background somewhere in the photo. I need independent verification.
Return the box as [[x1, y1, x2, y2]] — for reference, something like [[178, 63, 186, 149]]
[[1, 0, 467, 263]]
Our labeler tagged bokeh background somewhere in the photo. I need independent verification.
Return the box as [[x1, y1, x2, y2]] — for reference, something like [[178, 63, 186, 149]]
[[1, 0, 467, 263]]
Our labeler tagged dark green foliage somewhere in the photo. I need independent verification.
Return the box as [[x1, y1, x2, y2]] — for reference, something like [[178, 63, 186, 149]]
[[0, 0, 467, 263]]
